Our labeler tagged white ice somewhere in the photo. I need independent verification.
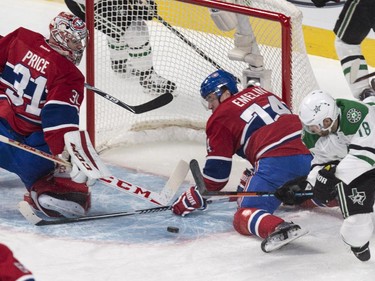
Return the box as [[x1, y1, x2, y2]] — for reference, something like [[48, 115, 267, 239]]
[[1, 0, 375, 280]]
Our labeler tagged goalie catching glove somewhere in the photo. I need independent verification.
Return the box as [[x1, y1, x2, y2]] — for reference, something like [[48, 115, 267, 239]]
[[171, 186, 207, 216], [55, 130, 110, 185]]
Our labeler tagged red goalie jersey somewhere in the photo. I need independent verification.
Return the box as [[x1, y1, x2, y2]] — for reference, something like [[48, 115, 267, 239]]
[[0, 27, 84, 155], [203, 86, 310, 191]]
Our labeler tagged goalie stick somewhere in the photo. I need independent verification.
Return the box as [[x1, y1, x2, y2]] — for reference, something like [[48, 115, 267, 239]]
[[18, 197, 230, 226], [189, 159, 313, 198], [0, 134, 189, 206], [84, 83, 173, 114]]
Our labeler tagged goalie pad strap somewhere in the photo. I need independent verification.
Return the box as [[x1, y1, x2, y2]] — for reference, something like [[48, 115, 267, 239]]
[[79, 131, 98, 170]]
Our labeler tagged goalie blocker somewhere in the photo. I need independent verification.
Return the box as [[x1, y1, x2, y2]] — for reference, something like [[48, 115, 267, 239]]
[[26, 130, 110, 218]]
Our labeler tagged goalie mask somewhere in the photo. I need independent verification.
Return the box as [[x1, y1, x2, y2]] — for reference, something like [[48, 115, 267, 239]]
[[299, 90, 339, 134], [200, 70, 239, 100], [49, 12, 88, 65]]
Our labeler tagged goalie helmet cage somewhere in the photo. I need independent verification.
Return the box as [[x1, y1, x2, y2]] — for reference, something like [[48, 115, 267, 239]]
[[85, 0, 318, 150]]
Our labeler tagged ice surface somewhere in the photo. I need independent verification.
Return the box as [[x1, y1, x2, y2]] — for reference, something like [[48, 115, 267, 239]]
[[1, 1, 375, 280]]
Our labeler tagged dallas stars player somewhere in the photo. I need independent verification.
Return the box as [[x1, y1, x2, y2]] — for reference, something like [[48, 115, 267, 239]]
[[278, 90, 375, 261]]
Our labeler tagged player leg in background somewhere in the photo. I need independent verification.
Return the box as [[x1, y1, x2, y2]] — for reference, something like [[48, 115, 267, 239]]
[[337, 170, 375, 261], [334, 0, 375, 101], [65, 0, 176, 95], [0, 243, 35, 281], [209, 3, 272, 90], [233, 154, 312, 251], [120, 20, 177, 95]]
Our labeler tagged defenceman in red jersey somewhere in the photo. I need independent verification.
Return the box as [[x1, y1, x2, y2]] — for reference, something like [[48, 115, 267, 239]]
[[0, 12, 108, 219], [171, 70, 313, 252], [0, 243, 35, 281]]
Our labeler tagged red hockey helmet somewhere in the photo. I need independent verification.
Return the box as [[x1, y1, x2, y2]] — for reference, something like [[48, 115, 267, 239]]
[[49, 12, 88, 65]]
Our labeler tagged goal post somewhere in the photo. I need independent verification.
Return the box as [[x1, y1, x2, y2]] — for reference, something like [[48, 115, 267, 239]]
[[85, 0, 318, 150]]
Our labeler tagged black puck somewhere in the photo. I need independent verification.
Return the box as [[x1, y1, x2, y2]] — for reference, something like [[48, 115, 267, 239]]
[[167, 226, 179, 233]]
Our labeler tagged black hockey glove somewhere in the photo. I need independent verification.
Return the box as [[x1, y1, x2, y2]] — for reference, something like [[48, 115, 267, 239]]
[[311, 0, 340, 8], [274, 176, 311, 206], [313, 165, 340, 204], [130, 0, 158, 21]]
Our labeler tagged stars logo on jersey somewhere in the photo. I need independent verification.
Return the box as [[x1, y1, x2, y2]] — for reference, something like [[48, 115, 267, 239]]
[[346, 108, 361, 123], [348, 188, 366, 205]]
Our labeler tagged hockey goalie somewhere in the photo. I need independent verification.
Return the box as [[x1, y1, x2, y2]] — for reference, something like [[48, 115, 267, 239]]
[[0, 12, 109, 219]]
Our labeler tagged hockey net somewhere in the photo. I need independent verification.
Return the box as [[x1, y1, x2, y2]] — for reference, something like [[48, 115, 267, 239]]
[[85, 0, 318, 150]]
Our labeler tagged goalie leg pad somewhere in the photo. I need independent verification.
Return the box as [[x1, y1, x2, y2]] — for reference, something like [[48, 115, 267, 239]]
[[209, 9, 238, 31], [28, 175, 91, 218], [228, 33, 264, 67]]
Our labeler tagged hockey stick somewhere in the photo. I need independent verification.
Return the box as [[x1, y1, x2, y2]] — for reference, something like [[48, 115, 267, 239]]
[[0, 135, 188, 206], [18, 197, 230, 226], [353, 71, 375, 83], [84, 83, 173, 114], [189, 159, 313, 198]]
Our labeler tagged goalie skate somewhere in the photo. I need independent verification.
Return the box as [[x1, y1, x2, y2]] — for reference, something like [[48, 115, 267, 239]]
[[261, 222, 308, 253], [134, 67, 177, 96]]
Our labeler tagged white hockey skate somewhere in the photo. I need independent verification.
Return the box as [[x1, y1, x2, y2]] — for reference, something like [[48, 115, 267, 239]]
[[261, 222, 308, 253], [134, 67, 177, 96]]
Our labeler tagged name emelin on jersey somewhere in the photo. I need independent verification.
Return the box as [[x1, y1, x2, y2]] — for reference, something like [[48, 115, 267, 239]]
[[22, 50, 50, 74], [232, 87, 268, 107]]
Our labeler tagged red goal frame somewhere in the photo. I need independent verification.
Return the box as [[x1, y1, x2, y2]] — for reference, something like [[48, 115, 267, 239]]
[[85, 0, 292, 147]]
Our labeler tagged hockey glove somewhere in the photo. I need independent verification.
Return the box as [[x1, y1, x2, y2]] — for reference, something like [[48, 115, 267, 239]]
[[311, 0, 340, 8], [313, 165, 340, 204], [130, 0, 158, 21], [172, 186, 207, 216], [274, 176, 311, 205], [54, 131, 110, 186]]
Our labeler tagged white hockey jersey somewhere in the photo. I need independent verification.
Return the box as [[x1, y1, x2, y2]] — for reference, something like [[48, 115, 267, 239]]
[[303, 98, 375, 185]]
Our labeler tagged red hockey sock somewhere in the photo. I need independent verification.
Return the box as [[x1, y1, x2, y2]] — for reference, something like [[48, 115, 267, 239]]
[[233, 208, 284, 239]]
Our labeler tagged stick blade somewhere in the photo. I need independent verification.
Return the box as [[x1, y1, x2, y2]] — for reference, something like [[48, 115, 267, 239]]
[[18, 201, 44, 225], [132, 92, 173, 114], [157, 160, 189, 205], [189, 159, 207, 195]]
